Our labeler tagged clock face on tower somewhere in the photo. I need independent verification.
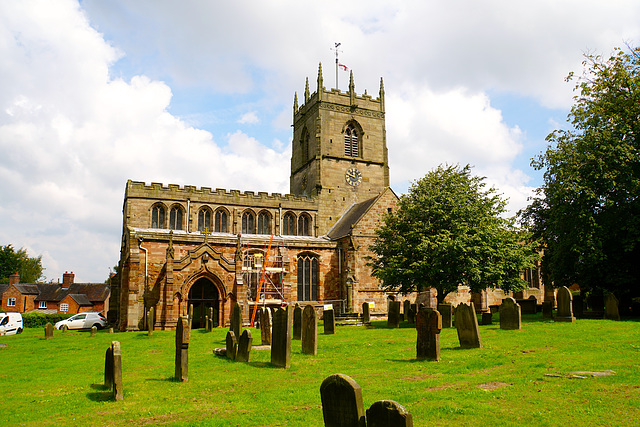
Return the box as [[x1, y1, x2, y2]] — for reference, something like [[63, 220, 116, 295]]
[[345, 167, 363, 186]]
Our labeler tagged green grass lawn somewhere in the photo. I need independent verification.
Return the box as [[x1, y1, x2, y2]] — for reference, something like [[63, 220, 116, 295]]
[[1, 314, 639, 426]]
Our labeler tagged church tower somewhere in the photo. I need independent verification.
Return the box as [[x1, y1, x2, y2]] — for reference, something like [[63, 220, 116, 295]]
[[291, 64, 389, 234]]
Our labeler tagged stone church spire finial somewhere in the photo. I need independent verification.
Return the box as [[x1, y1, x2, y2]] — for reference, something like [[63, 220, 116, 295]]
[[293, 92, 298, 114], [317, 62, 323, 101], [379, 77, 385, 112], [349, 70, 355, 106], [305, 77, 310, 103]]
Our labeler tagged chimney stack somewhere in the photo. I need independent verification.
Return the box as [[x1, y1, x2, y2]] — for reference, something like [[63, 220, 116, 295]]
[[62, 271, 75, 288], [9, 272, 19, 286]]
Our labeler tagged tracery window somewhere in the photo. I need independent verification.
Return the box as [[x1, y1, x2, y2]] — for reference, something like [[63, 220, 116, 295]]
[[242, 211, 256, 234], [215, 209, 228, 233], [169, 206, 183, 230], [257, 211, 270, 235], [344, 124, 359, 157], [302, 129, 310, 161], [151, 204, 166, 229], [297, 255, 318, 301], [198, 208, 212, 232], [298, 213, 311, 236], [282, 212, 296, 235]]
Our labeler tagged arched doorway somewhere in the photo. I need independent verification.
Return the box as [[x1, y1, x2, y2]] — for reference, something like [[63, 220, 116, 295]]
[[188, 277, 220, 329]]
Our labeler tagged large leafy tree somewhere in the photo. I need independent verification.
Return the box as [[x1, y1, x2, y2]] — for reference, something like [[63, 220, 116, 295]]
[[370, 164, 538, 302], [0, 244, 44, 283], [521, 46, 640, 300]]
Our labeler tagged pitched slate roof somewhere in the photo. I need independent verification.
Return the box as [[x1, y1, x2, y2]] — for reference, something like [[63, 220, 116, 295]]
[[0, 284, 8, 297], [32, 283, 110, 303], [66, 294, 93, 306], [14, 284, 40, 294], [327, 196, 379, 240]]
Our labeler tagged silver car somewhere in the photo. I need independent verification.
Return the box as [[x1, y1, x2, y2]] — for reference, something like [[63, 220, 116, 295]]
[[54, 312, 107, 330]]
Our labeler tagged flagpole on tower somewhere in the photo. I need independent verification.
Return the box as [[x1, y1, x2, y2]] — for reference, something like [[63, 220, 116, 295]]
[[331, 42, 342, 90]]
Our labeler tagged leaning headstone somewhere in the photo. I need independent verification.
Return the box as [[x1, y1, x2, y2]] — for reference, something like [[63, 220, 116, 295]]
[[481, 312, 493, 325], [499, 297, 521, 330], [91, 326, 97, 337], [437, 303, 453, 328], [542, 301, 554, 319], [320, 373, 366, 427], [44, 322, 54, 339], [455, 302, 482, 349], [236, 329, 253, 362], [293, 304, 302, 340], [226, 331, 238, 360], [148, 306, 155, 336], [556, 286, 576, 323], [362, 302, 371, 323], [366, 400, 414, 427], [260, 307, 272, 345], [111, 341, 123, 401], [572, 294, 584, 318], [230, 302, 242, 339], [323, 307, 336, 335], [387, 301, 401, 328], [301, 305, 318, 355], [174, 317, 189, 382], [62, 324, 68, 333], [604, 294, 620, 321], [271, 307, 291, 368], [416, 308, 442, 361], [403, 300, 411, 323]]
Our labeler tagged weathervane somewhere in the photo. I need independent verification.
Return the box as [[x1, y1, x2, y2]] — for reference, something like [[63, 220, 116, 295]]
[[331, 42, 343, 90]]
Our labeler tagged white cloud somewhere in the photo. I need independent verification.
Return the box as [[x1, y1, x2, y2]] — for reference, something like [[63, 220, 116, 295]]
[[238, 111, 259, 125]]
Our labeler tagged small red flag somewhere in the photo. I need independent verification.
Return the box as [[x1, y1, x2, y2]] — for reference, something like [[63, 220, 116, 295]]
[[338, 63, 348, 71]]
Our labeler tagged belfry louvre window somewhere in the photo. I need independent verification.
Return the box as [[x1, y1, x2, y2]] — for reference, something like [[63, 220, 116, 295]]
[[257, 212, 270, 234], [151, 205, 166, 229], [215, 210, 227, 233], [169, 206, 183, 230], [344, 125, 359, 157], [242, 211, 256, 234], [297, 256, 318, 301], [282, 213, 296, 235], [198, 209, 211, 232]]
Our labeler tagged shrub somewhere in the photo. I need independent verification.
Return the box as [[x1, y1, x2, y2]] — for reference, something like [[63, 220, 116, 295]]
[[22, 312, 72, 328]]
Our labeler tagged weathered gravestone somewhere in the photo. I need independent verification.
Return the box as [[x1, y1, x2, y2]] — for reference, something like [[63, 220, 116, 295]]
[[437, 303, 453, 328], [499, 297, 521, 330], [205, 315, 210, 332], [542, 301, 554, 319], [416, 308, 442, 361], [187, 304, 193, 330], [556, 286, 576, 323], [175, 317, 189, 382], [230, 302, 242, 339], [293, 304, 302, 340], [366, 400, 414, 427], [226, 331, 238, 360], [209, 307, 214, 330], [455, 302, 482, 349], [236, 329, 253, 362], [271, 307, 292, 368], [362, 302, 371, 324], [147, 306, 155, 336], [517, 296, 537, 315], [481, 312, 493, 325], [44, 322, 53, 339], [104, 341, 123, 401], [387, 301, 401, 328], [260, 307, 272, 345], [91, 326, 97, 337], [323, 307, 336, 335], [403, 300, 412, 323], [301, 304, 318, 355], [572, 294, 584, 318], [320, 373, 366, 427], [604, 293, 620, 321], [62, 324, 68, 333]]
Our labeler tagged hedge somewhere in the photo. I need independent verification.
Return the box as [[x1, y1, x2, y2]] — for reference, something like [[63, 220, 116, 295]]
[[22, 312, 73, 328]]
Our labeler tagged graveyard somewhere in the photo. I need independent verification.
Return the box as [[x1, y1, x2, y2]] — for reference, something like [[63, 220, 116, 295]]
[[1, 311, 639, 426]]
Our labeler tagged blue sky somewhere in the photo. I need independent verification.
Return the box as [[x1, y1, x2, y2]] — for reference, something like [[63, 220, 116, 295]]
[[1, 0, 639, 282]]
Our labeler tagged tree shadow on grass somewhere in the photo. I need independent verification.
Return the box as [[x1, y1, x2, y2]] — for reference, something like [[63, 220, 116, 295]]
[[87, 383, 113, 402]]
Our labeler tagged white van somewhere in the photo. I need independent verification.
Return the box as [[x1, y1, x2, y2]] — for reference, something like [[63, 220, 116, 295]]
[[0, 312, 24, 335]]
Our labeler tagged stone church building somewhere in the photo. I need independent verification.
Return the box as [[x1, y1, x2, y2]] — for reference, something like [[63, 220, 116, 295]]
[[115, 66, 403, 331]]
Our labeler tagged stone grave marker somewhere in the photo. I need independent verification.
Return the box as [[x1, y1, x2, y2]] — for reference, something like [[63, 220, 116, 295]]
[[499, 297, 521, 330], [62, 324, 68, 333], [91, 325, 97, 337], [437, 303, 453, 328], [542, 301, 554, 319], [604, 293, 620, 321], [271, 307, 291, 368], [517, 296, 537, 315], [293, 304, 302, 340], [236, 329, 252, 362], [230, 302, 242, 339], [147, 306, 155, 336], [572, 294, 584, 318], [323, 306, 336, 335], [362, 302, 371, 323], [109, 327, 114, 334], [366, 400, 414, 427], [44, 322, 53, 339], [387, 301, 401, 328], [226, 331, 238, 360], [174, 317, 189, 382], [111, 341, 123, 401], [301, 304, 317, 355], [556, 286, 576, 323], [416, 307, 442, 361], [455, 302, 482, 349], [320, 373, 366, 427], [403, 300, 412, 323], [481, 312, 493, 325], [260, 307, 272, 345], [188, 304, 193, 330]]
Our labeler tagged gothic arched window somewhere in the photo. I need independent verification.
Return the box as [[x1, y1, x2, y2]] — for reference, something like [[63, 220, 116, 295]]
[[297, 255, 318, 301], [214, 209, 228, 233], [298, 213, 311, 236], [169, 206, 183, 230], [151, 204, 166, 229], [344, 124, 359, 157], [282, 212, 296, 235], [257, 211, 270, 235], [242, 211, 256, 234], [198, 208, 212, 232]]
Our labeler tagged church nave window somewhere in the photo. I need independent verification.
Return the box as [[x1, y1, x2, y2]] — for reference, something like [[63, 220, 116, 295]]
[[214, 209, 228, 233], [151, 204, 166, 229], [298, 213, 311, 236], [242, 211, 256, 234], [297, 255, 318, 301], [344, 124, 359, 157], [257, 211, 270, 235], [282, 212, 296, 235], [198, 208, 212, 232], [169, 206, 183, 230]]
